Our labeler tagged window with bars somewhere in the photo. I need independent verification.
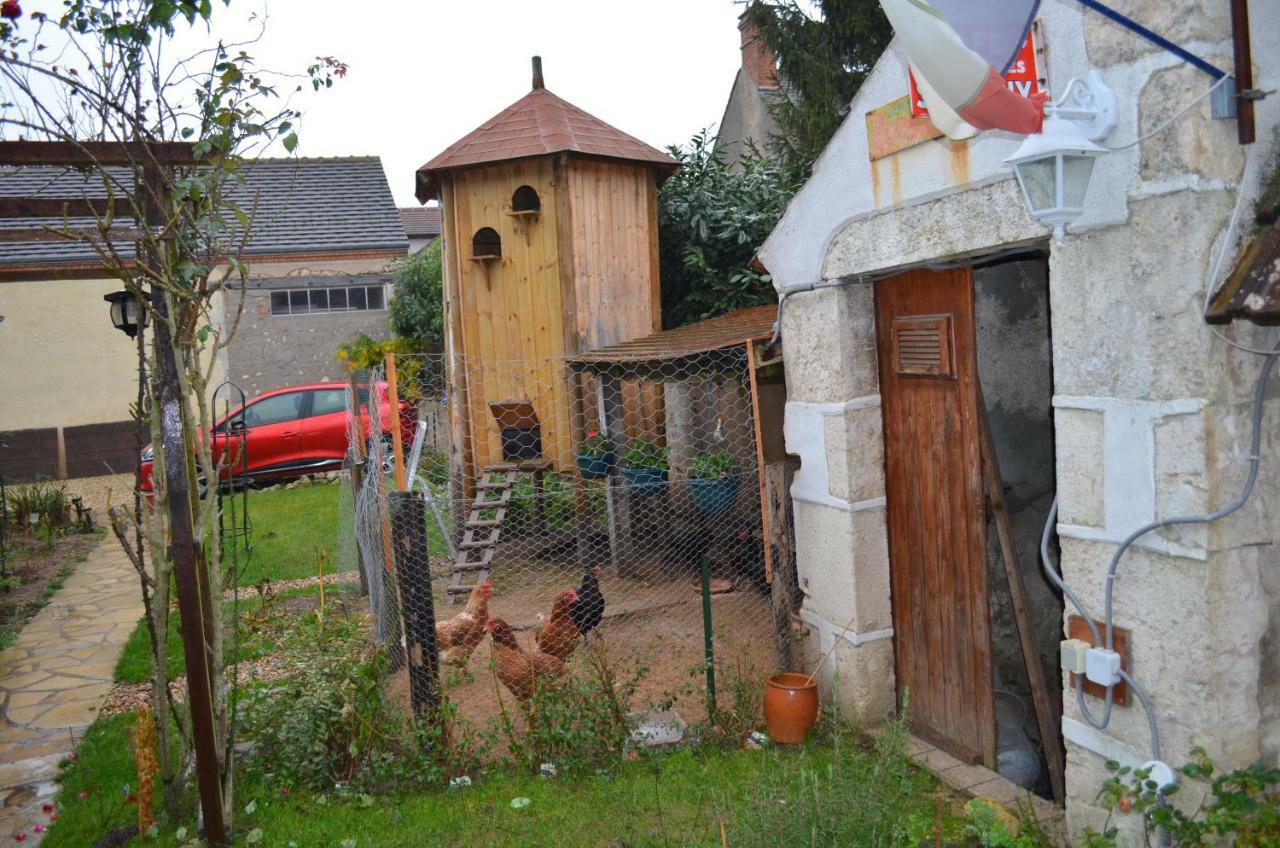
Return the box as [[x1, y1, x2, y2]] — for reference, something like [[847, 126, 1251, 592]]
[[269, 284, 387, 316]]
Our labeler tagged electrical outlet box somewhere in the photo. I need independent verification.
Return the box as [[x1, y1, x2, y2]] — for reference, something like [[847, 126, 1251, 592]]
[[1060, 639, 1089, 674], [1086, 647, 1122, 687]]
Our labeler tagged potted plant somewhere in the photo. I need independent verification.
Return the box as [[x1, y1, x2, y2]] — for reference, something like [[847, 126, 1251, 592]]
[[620, 438, 669, 496], [685, 451, 740, 512], [575, 430, 615, 480]]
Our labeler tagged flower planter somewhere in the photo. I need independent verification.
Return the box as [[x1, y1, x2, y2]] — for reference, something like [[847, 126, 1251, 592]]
[[763, 672, 819, 744], [686, 476, 739, 513], [575, 452, 614, 480], [623, 467, 667, 496]]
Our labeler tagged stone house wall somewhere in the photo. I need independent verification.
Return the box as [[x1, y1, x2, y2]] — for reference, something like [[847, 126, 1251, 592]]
[[759, 0, 1279, 840]]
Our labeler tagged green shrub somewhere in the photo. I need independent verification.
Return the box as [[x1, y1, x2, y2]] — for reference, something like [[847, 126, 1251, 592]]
[[620, 438, 669, 471], [688, 451, 738, 480]]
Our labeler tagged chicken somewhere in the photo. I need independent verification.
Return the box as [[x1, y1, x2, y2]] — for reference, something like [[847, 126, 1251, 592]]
[[434, 580, 492, 665], [486, 618, 564, 702], [534, 587, 579, 660], [569, 565, 605, 636]]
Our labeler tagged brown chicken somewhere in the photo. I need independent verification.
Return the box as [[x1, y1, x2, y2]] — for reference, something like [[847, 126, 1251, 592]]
[[435, 580, 492, 664], [486, 618, 564, 702], [534, 587, 580, 660]]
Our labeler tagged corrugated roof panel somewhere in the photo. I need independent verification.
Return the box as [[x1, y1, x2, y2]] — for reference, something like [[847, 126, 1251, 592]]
[[569, 305, 779, 365]]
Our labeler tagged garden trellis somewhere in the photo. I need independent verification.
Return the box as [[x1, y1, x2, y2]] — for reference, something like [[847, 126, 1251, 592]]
[[338, 307, 800, 733]]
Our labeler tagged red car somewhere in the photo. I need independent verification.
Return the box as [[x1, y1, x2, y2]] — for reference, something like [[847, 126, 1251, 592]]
[[139, 381, 414, 492]]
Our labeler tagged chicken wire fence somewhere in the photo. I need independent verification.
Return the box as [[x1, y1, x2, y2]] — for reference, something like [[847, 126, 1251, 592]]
[[336, 350, 792, 729]]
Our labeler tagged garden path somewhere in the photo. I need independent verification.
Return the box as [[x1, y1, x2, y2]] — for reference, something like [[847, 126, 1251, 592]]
[[0, 537, 142, 845]]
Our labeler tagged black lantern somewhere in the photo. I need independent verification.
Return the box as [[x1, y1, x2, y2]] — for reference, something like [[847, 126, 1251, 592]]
[[103, 289, 147, 338]]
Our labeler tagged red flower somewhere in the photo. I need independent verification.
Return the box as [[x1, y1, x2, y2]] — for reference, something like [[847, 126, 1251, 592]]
[[0, 1, 21, 20], [587, 431, 598, 438], [279, 786, 291, 796], [49, 812, 58, 821], [15, 834, 26, 842], [126, 794, 138, 805], [32, 825, 44, 834], [41, 803, 53, 813], [78, 791, 88, 800]]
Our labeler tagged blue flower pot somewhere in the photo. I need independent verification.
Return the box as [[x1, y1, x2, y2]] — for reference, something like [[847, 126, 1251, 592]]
[[576, 452, 614, 480], [623, 466, 667, 497], [686, 476, 740, 513]]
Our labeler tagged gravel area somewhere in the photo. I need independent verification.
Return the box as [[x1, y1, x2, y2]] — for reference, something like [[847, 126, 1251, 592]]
[[100, 654, 293, 718], [60, 473, 136, 525]]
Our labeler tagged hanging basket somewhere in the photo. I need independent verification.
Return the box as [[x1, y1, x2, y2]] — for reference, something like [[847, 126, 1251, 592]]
[[686, 476, 739, 513], [623, 466, 667, 496], [575, 452, 615, 480]]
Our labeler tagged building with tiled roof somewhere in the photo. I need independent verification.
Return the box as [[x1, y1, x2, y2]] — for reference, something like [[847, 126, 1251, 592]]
[[399, 206, 442, 254], [0, 156, 408, 482]]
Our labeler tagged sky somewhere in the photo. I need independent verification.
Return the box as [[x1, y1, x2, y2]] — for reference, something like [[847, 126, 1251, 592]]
[[174, 0, 751, 206]]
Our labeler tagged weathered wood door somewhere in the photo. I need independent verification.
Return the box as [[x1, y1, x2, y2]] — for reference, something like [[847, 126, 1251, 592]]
[[874, 268, 995, 767]]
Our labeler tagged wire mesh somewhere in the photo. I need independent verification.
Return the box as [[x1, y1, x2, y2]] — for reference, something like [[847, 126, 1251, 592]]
[[339, 350, 784, 730]]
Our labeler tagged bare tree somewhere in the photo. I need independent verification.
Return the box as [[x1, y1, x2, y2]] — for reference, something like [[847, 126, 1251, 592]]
[[0, 1, 344, 832]]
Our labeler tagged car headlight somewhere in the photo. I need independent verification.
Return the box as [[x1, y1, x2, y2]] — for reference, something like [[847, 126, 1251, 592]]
[[141, 445, 154, 462]]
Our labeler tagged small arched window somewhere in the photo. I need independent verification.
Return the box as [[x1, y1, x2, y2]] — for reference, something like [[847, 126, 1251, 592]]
[[512, 185, 541, 213], [472, 227, 501, 259]]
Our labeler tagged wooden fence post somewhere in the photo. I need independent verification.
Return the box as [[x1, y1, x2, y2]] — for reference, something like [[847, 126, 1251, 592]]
[[390, 491, 441, 717], [765, 460, 800, 672]]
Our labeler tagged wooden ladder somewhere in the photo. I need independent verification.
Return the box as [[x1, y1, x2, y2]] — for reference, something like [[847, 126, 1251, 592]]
[[446, 464, 518, 603]]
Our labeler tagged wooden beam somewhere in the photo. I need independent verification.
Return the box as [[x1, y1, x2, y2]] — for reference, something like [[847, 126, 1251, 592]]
[[746, 340, 773, 584], [977, 385, 1066, 806], [1230, 0, 1256, 145], [0, 197, 134, 219], [0, 140, 198, 166]]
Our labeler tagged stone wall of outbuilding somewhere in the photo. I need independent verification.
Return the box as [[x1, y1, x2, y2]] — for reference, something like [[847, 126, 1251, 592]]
[[760, 0, 1280, 841]]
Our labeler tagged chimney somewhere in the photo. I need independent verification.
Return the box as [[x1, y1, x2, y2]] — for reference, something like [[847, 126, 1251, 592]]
[[738, 11, 777, 89], [531, 55, 544, 90]]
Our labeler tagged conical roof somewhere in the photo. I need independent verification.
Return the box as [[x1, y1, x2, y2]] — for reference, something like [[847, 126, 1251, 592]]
[[415, 62, 677, 202]]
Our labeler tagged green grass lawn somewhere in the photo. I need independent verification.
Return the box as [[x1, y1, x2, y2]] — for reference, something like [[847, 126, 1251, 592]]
[[239, 481, 342, 587], [43, 712, 970, 848]]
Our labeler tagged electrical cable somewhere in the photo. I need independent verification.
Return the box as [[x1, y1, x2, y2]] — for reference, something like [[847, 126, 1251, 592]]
[[1102, 73, 1234, 151]]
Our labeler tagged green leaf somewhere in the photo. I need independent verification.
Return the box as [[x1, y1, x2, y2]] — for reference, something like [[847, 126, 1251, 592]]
[[245, 828, 263, 844], [244, 799, 257, 815], [282, 131, 298, 153]]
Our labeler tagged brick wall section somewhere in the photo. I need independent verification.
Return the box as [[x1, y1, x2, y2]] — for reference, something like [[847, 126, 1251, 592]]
[[738, 13, 778, 89], [64, 421, 137, 479], [0, 428, 58, 482]]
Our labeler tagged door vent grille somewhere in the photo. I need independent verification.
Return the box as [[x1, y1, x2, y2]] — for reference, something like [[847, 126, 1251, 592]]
[[892, 315, 953, 378]]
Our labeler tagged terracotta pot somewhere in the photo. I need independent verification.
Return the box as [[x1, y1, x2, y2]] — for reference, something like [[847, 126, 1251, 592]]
[[763, 672, 819, 744]]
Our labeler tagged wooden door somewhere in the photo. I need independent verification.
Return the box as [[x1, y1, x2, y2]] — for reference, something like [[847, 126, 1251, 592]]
[[874, 267, 995, 767]]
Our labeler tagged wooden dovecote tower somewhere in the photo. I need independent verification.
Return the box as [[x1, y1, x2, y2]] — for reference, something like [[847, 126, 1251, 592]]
[[415, 57, 678, 477]]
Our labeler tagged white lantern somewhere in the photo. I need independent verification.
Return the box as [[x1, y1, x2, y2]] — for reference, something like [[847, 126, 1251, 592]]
[[1004, 70, 1117, 245], [103, 289, 147, 338]]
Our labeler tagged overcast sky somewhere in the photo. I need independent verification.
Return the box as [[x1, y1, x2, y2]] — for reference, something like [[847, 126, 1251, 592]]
[[182, 1, 750, 206]]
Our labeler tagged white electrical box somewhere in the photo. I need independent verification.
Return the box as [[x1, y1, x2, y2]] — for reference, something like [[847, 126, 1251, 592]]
[[1060, 639, 1089, 674], [1085, 647, 1122, 687]]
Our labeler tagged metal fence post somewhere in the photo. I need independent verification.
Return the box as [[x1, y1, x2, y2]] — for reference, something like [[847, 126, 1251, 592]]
[[390, 490, 441, 717]]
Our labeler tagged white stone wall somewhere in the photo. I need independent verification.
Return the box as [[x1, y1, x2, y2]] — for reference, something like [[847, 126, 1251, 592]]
[[760, 0, 1280, 839]]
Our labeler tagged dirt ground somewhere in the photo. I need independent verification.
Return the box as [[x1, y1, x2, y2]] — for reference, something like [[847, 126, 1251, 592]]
[[0, 529, 103, 641], [386, 567, 779, 736]]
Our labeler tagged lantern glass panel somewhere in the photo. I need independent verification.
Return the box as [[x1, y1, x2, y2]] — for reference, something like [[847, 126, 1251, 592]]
[[1061, 155, 1096, 209], [1017, 157, 1056, 212]]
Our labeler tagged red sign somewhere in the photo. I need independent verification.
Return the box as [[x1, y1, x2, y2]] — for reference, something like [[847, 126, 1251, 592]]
[[908, 31, 1042, 119]]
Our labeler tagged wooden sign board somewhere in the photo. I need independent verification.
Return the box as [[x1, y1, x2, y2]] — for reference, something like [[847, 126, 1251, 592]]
[[1067, 615, 1131, 707], [865, 96, 944, 161]]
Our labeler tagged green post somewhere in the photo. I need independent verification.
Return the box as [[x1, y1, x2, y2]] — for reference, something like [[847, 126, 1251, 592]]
[[699, 555, 717, 719]]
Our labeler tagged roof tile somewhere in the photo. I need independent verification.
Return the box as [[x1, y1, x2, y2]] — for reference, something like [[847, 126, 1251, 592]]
[[416, 87, 677, 201]]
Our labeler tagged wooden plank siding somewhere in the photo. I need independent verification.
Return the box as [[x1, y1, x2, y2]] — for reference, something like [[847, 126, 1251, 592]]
[[439, 155, 666, 477]]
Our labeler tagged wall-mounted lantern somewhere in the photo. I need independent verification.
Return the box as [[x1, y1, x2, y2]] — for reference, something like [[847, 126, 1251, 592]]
[[1004, 70, 1117, 245], [103, 289, 147, 338]]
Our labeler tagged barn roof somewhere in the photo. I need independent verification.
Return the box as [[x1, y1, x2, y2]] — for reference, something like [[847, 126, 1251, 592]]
[[0, 156, 407, 271], [569, 305, 779, 367], [414, 78, 678, 202]]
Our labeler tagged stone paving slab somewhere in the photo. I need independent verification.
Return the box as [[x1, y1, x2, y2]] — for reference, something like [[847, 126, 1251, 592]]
[[0, 538, 143, 846]]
